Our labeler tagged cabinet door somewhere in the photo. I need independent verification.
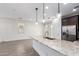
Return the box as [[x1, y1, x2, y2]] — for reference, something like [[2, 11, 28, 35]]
[[62, 15, 78, 26], [62, 18, 68, 26], [67, 16, 78, 25]]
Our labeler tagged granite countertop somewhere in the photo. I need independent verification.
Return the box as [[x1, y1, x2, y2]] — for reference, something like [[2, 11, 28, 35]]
[[31, 36, 79, 56]]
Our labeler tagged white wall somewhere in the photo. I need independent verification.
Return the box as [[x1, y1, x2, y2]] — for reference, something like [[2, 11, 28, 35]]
[[0, 18, 17, 42], [24, 22, 43, 37], [0, 18, 43, 42]]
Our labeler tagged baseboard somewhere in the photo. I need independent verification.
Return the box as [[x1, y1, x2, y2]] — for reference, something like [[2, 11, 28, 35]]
[[0, 37, 31, 43]]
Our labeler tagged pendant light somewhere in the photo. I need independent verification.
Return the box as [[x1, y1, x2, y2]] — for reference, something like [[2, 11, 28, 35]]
[[57, 3, 61, 18], [53, 3, 61, 23], [42, 3, 45, 23], [35, 8, 38, 25]]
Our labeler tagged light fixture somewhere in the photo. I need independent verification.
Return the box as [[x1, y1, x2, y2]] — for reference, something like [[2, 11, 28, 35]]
[[57, 3, 61, 19], [45, 6, 48, 9], [42, 3, 46, 23], [72, 6, 79, 12], [57, 13, 61, 18], [35, 22, 38, 24], [63, 3, 68, 5], [73, 8, 77, 12], [42, 19, 45, 23], [35, 8, 38, 25]]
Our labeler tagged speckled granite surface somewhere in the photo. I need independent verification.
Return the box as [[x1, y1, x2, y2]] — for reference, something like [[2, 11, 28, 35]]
[[32, 36, 79, 56]]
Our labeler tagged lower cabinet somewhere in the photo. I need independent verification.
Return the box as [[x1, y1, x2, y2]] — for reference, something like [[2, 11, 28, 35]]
[[32, 40, 65, 56]]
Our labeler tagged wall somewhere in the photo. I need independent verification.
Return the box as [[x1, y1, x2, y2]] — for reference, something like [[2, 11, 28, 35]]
[[0, 18, 43, 42], [24, 21, 43, 37], [0, 18, 17, 42]]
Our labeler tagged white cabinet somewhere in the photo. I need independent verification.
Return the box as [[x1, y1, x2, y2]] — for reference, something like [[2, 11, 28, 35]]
[[33, 40, 65, 56]]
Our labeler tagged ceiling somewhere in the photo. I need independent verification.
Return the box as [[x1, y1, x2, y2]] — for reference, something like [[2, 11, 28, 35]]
[[0, 3, 79, 22]]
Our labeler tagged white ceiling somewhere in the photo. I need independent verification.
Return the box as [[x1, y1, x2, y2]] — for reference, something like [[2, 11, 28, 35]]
[[0, 3, 79, 22]]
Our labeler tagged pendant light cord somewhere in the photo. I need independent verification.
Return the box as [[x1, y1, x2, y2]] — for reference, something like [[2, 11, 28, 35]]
[[35, 8, 38, 22], [58, 3, 60, 13], [43, 3, 45, 19]]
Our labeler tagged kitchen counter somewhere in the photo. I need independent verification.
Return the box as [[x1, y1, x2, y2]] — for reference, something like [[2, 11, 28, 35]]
[[31, 36, 79, 56]]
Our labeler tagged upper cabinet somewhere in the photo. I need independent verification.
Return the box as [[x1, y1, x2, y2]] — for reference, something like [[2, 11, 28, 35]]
[[62, 15, 78, 26]]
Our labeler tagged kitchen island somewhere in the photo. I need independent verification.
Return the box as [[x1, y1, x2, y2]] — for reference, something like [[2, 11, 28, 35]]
[[31, 36, 79, 56]]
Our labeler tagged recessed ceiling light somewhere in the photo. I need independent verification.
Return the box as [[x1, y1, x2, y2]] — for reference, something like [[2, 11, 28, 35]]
[[63, 3, 68, 5], [45, 6, 48, 9], [73, 8, 77, 12]]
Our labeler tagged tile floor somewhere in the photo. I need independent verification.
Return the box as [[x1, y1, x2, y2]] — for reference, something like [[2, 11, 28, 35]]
[[0, 39, 39, 56]]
